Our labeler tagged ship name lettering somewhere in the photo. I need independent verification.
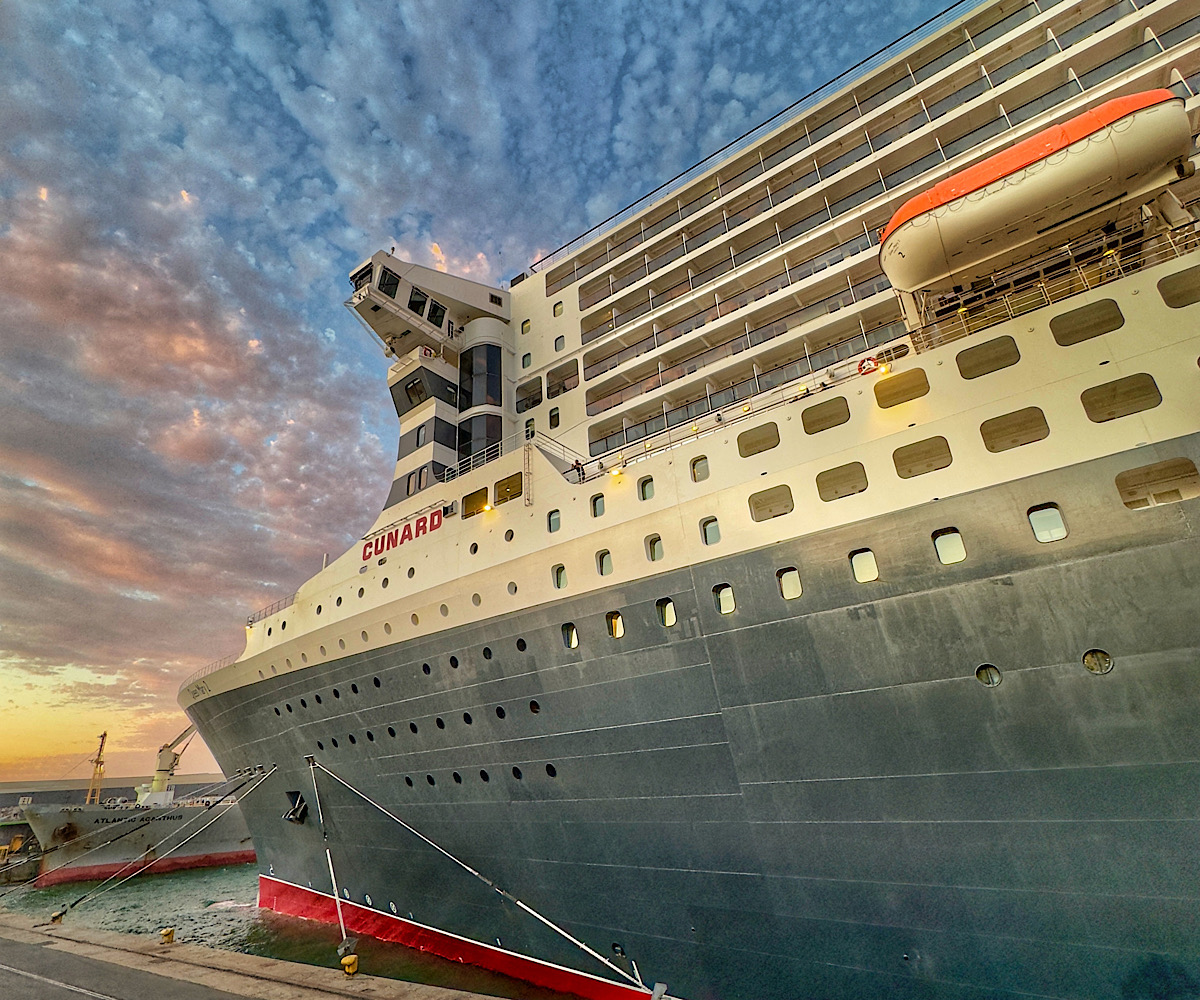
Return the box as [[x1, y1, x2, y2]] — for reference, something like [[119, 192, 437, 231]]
[[362, 509, 441, 561]]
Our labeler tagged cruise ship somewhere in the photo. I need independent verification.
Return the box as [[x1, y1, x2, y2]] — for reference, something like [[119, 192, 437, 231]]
[[180, 2, 1200, 997]]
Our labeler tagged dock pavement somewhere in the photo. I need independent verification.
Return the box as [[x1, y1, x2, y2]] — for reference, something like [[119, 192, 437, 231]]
[[0, 912, 504, 1000]]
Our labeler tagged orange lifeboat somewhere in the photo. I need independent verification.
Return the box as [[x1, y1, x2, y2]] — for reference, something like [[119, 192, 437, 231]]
[[879, 90, 1194, 293]]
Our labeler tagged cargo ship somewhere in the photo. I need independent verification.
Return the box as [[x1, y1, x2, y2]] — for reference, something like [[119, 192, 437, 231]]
[[180, 1, 1200, 997]]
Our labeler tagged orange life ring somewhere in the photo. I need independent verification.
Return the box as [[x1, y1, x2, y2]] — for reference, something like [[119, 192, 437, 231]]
[[858, 357, 879, 375]]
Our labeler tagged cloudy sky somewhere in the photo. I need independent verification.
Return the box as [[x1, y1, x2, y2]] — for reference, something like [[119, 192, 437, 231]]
[[0, 0, 951, 781]]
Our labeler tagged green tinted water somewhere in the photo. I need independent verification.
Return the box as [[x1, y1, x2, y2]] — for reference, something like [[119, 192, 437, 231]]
[[0, 864, 567, 999]]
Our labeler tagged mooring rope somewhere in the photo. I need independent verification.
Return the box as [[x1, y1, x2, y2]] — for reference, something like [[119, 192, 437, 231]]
[[53, 766, 274, 919], [306, 758, 348, 943], [311, 758, 645, 990]]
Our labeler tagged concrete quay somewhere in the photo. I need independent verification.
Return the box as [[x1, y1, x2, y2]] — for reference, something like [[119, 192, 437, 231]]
[[0, 912, 504, 1000]]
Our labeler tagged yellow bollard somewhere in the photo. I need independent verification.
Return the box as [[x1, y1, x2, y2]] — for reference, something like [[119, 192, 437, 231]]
[[340, 954, 359, 977], [160, 927, 175, 945]]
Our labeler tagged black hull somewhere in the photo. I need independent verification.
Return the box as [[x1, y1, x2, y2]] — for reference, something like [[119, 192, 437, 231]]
[[188, 433, 1200, 999]]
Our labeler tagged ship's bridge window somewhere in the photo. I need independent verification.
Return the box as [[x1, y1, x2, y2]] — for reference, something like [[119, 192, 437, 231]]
[[874, 368, 929, 409], [378, 267, 400, 299], [1115, 458, 1200, 509], [738, 422, 780, 457], [850, 548, 879, 583], [404, 378, 429, 406], [700, 517, 720, 545], [690, 456, 709, 482], [408, 286, 429, 316], [749, 484, 794, 521], [494, 472, 522, 506], [956, 335, 1020, 379], [1081, 373, 1161, 423], [817, 462, 868, 501], [427, 300, 447, 329], [1157, 264, 1200, 309], [802, 396, 850, 434], [1050, 299, 1123, 347], [933, 528, 967, 565], [547, 509, 561, 532], [638, 476, 654, 500], [1028, 504, 1068, 543], [645, 534, 664, 561], [981, 406, 1049, 452], [893, 436, 952, 479], [462, 487, 488, 519]]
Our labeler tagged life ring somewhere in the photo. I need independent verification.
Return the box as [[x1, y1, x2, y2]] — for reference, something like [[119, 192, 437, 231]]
[[858, 357, 879, 375]]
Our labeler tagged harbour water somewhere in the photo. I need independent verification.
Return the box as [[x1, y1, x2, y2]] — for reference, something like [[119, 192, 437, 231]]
[[0, 863, 566, 999]]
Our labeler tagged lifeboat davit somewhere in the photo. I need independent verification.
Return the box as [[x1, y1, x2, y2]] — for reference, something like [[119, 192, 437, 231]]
[[879, 90, 1194, 293]]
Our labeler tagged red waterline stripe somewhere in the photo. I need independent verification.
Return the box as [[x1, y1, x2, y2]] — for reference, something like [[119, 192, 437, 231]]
[[35, 849, 256, 887], [258, 874, 650, 1000]]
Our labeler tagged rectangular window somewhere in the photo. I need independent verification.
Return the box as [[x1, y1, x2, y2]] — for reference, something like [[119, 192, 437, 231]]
[[1081, 373, 1161, 423], [547, 360, 580, 397], [562, 622, 578, 647], [1115, 458, 1200, 509], [494, 472, 523, 506], [1050, 299, 1123, 346], [893, 436, 952, 479], [591, 494, 605, 517], [1158, 264, 1200, 309], [801, 396, 850, 434], [749, 484, 794, 521], [656, 597, 677, 626], [850, 548, 879, 582], [700, 517, 720, 545], [462, 487, 488, 519], [646, 534, 664, 561], [776, 568, 802, 600], [691, 456, 709, 482], [427, 300, 447, 329], [980, 407, 1049, 453], [605, 611, 624, 638], [404, 377, 429, 406], [932, 528, 966, 564], [516, 377, 543, 413], [408, 286, 429, 316], [874, 368, 929, 408], [596, 550, 613, 575], [956, 335, 1019, 379], [712, 584, 736, 614], [547, 509, 561, 532], [378, 268, 400, 298], [549, 407, 560, 429], [737, 422, 780, 457], [1028, 503, 1067, 542], [817, 462, 868, 501], [553, 301, 564, 316]]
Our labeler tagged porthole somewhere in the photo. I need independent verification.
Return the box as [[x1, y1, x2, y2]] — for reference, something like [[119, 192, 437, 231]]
[[545, 763, 557, 777], [516, 637, 527, 651], [366, 730, 375, 742], [407, 567, 415, 579], [472, 593, 481, 606], [361, 630, 369, 642], [300, 698, 307, 708], [426, 775, 435, 786], [712, 584, 736, 615], [383, 623, 392, 635], [319, 645, 326, 656], [504, 529, 514, 542], [440, 604, 449, 617], [382, 578, 389, 589], [270, 664, 277, 674], [1082, 649, 1114, 675], [656, 598, 677, 627], [436, 717, 445, 729], [453, 772, 462, 784], [975, 664, 1002, 687], [463, 712, 473, 724], [338, 639, 346, 650], [348, 733, 357, 744], [411, 613, 419, 625], [404, 776, 413, 787], [358, 587, 365, 598], [337, 596, 343, 607], [365, 894, 372, 906], [315, 694, 322, 704], [316, 741, 324, 750], [389, 902, 397, 914], [331, 738, 339, 748], [333, 688, 341, 698], [258, 670, 264, 679], [496, 706, 507, 719], [470, 542, 478, 555], [449, 655, 459, 668], [480, 770, 490, 782], [409, 722, 418, 734], [316, 605, 322, 615], [422, 662, 431, 674], [512, 766, 523, 780], [274, 707, 281, 716], [387, 726, 396, 737], [483, 646, 493, 659], [508, 582, 518, 595], [285, 658, 292, 668], [529, 700, 541, 714], [373, 676, 381, 688], [267, 627, 272, 636], [301, 653, 308, 664]]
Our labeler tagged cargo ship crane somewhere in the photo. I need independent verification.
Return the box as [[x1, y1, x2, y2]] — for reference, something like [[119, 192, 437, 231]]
[[84, 732, 106, 806], [136, 724, 196, 807]]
